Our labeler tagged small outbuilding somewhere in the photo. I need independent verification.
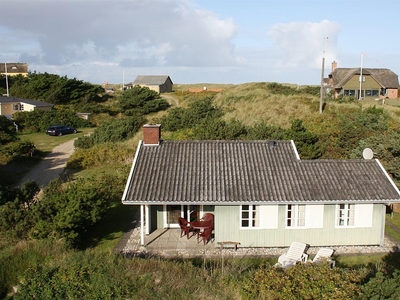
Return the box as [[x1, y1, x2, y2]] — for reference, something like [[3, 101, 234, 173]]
[[132, 75, 173, 93]]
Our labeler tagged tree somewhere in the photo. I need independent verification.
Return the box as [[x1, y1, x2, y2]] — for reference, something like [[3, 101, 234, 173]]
[[0, 115, 17, 145], [285, 119, 321, 159], [9, 72, 104, 105], [118, 85, 169, 116]]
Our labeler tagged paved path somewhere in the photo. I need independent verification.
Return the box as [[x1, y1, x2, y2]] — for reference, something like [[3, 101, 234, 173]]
[[18, 139, 76, 188]]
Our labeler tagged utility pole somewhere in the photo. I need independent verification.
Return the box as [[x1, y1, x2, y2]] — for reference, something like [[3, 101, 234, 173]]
[[319, 37, 328, 114]]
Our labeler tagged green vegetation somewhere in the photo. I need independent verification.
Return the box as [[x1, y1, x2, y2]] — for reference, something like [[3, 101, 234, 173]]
[[1, 77, 400, 298]]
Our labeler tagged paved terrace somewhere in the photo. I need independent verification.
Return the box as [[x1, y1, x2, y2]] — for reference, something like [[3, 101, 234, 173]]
[[115, 215, 399, 258]]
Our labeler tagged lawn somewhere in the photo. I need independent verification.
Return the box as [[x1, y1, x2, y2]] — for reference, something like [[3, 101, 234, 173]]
[[18, 127, 94, 152], [386, 211, 400, 243]]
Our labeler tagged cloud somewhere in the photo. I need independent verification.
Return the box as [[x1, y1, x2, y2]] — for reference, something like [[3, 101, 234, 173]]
[[0, 0, 241, 69], [267, 20, 340, 70]]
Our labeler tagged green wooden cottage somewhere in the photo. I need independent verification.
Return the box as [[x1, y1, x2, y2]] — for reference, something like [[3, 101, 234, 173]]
[[122, 124, 400, 248]]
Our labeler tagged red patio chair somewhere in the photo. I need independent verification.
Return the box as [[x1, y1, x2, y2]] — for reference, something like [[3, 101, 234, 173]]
[[197, 226, 213, 245], [178, 217, 192, 239], [200, 213, 214, 222]]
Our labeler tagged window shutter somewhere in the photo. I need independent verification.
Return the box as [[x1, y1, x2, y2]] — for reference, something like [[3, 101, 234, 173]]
[[306, 205, 324, 228], [355, 204, 373, 227], [260, 205, 278, 228]]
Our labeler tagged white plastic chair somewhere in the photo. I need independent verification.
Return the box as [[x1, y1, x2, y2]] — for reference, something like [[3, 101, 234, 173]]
[[310, 247, 335, 268], [275, 241, 309, 269]]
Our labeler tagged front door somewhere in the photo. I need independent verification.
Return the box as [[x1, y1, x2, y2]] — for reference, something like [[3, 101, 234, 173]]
[[165, 205, 181, 228]]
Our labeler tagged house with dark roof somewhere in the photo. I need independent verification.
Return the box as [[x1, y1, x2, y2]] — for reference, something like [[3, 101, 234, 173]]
[[327, 61, 399, 99], [122, 124, 400, 248], [0, 96, 53, 119], [0, 63, 29, 77], [132, 75, 173, 93]]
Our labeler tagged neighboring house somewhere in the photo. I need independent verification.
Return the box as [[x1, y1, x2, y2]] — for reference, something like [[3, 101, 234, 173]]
[[122, 124, 400, 248], [327, 61, 399, 99], [0, 96, 53, 119], [0, 63, 29, 77], [132, 75, 173, 93]]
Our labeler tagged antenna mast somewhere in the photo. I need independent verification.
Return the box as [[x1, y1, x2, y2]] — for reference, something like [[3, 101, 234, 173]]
[[319, 37, 328, 114]]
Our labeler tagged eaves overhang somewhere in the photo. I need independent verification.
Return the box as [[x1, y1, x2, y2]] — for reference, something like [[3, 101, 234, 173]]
[[121, 198, 400, 206]]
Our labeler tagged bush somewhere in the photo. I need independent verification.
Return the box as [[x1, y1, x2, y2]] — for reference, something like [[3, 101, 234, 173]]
[[13, 110, 93, 133], [267, 82, 298, 95], [118, 85, 170, 115], [74, 116, 145, 149], [67, 143, 134, 169], [361, 270, 400, 299], [0, 116, 17, 145], [242, 262, 363, 299], [159, 97, 223, 132], [0, 140, 35, 162], [28, 175, 122, 247]]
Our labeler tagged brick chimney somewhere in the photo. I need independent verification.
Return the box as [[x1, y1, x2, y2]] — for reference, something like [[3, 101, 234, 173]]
[[143, 124, 161, 145], [332, 61, 337, 71]]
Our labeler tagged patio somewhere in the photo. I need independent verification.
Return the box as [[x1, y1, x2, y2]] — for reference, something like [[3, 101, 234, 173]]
[[144, 228, 216, 252]]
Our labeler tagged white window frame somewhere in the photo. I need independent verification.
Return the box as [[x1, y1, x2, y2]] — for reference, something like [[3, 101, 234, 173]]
[[286, 204, 306, 228], [336, 204, 355, 227], [240, 205, 260, 229]]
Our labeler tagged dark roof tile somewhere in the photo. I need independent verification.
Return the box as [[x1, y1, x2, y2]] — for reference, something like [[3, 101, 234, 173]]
[[123, 140, 400, 204]]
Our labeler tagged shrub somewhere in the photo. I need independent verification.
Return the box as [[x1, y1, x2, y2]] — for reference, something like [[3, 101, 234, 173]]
[[159, 97, 223, 132], [242, 263, 363, 299], [0, 140, 35, 162], [13, 110, 93, 133], [74, 116, 145, 149], [28, 174, 124, 247], [360, 270, 400, 299], [118, 85, 170, 115], [0, 116, 17, 145], [67, 143, 134, 169]]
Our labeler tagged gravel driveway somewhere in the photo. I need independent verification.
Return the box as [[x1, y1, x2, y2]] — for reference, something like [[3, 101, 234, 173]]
[[18, 139, 76, 188]]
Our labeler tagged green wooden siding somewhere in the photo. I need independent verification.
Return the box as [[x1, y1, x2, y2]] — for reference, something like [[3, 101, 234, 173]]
[[213, 204, 384, 247], [343, 75, 381, 90]]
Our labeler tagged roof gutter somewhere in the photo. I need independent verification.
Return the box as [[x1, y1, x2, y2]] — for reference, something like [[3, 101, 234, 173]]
[[122, 198, 400, 206]]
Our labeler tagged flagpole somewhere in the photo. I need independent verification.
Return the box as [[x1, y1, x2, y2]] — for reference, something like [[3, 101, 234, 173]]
[[319, 37, 328, 114], [359, 52, 363, 100], [5, 62, 9, 97]]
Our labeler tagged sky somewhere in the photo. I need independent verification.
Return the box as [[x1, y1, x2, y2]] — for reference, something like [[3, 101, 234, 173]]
[[1, 0, 399, 85]]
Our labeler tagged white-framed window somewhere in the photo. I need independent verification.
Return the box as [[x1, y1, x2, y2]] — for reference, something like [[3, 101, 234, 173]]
[[286, 204, 306, 227], [241, 205, 260, 228], [344, 90, 356, 96], [337, 204, 355, 226], [12, 104, 20, 111]]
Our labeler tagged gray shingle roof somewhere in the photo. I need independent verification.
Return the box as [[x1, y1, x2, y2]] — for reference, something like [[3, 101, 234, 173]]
[[0, 63, 28, 74], [133, 75, 172, 85], [0, 96, 53, 107], [122, 140, 400, 205], [330, 68, 399, 89]]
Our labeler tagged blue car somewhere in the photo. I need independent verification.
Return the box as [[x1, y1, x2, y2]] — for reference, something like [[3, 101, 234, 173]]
[[46, 125, 77, 136]]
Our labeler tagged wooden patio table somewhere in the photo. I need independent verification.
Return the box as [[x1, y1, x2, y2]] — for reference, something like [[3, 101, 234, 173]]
[[189, 221, 213, 230]]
